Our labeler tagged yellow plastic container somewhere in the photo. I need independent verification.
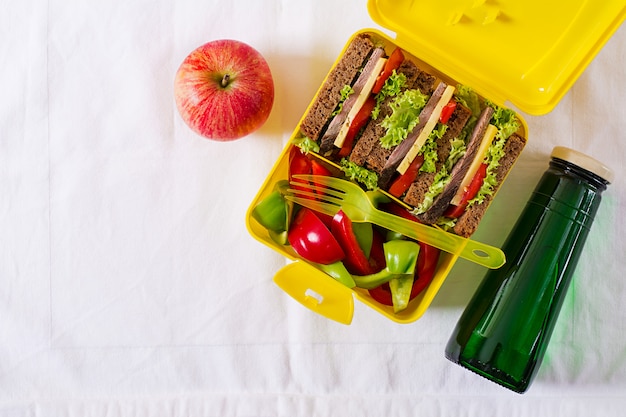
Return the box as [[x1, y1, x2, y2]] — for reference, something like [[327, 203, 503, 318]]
[[246, 0, 626, 324]]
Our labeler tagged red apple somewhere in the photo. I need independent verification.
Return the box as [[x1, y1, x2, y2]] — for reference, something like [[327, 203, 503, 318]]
[[174, 39, 275, 141]]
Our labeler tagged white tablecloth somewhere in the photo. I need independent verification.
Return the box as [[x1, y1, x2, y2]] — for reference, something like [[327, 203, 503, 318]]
[[2, 0, 625, 415]]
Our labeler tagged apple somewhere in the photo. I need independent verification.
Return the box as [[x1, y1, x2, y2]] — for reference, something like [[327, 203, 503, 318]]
[[174, 39, 275, 141]]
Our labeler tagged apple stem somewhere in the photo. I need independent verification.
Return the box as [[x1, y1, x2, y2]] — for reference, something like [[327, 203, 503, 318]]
[[221, 74, 230, 88]]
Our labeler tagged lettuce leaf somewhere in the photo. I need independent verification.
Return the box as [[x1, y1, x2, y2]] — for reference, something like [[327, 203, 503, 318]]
[[379, 89, 429, 149], [292, 136, 320, 154], [340, 158, 379, 190], [371, 71, 407, 120], [332, 85, 354, 117], [454, 85, 481, 117], [418, 123, 448, 174], [487, 100, 520, 141]]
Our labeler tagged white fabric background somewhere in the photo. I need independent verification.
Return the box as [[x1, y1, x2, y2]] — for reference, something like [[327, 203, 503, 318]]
[[1, 0, 625, 415]]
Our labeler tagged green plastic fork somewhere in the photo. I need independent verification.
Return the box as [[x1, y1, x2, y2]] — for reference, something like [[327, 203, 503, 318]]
[[286, 175, 505, 269]]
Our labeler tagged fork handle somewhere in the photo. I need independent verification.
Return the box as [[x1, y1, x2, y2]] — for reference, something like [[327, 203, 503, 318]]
[[369, 209, 506, 269]]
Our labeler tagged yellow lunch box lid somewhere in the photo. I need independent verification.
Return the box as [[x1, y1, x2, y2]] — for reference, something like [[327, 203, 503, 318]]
[[368, 0, 626, 115]]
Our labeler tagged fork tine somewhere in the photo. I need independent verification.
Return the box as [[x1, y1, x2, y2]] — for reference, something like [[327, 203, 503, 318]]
[[288, 179, 346, 199], [292, 174, 361, 192], [285, 186, 344, 207], [284, 195, 341, 217]]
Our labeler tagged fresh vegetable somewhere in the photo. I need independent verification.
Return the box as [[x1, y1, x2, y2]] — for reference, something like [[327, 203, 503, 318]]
[[439, 100, 457, 124], [388, 155, 424, 198], [316, 261, 356, 288], [330, 205, 376, 274], [251, 181, 291, 245], [371, 71, 407, 120], [339, 158, 379, 191], [368, 202, 441, 306], [251, 188, 288, 232], [250, 149, 442, 313], [289, 146, 334, 199], [287, 207, 345, 265], [389, 275, 414, 313], [368, 242, 439, 307], [311, 159, 332, 177], [352, 240, 419, 289], [372, 48, 405, 94], [379, 89, 429, 149], [444, 163, 488, 218], [337, 95, 376, 158], [331, 210, 373, 275], [289, 146, 313, 180]]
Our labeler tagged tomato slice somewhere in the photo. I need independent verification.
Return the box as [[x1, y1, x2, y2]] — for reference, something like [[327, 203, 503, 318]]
[[439, 100, 457, 124], [388, 155, 424, 198], [289, 146, 311, 176], [289, 147, 312, 191], [338, 95, 376, 158], [310, 159, 332, 176], [372, 48, 405, 94], [444, 163, 488, 218], [289, 147, 333, 201], [443, 203, 466, 219], [288, 207, 345, 265]]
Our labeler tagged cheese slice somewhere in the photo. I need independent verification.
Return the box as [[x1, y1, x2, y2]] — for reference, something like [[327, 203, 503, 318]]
[[397, 85, 456, 175], [333, 57, 387, 148], [450, 124, 498, 206]]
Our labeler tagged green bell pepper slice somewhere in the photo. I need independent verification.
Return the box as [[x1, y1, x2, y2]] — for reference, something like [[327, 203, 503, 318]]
[[352, 240, 420, 289], [316, 261, 356, 288], [251, 180, 291, 245]]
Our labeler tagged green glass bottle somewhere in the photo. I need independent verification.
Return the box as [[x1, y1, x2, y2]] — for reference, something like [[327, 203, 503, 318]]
[[445, 146, 613, 393]]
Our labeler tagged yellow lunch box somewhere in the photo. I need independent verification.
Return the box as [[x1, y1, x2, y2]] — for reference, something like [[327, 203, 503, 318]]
[[246, 0, 626, 324]]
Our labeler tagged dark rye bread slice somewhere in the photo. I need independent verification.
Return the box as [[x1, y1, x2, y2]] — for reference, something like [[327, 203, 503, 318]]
[[453, 132, 526, 237], [319, 47, 387, 155], [402, 102, 473, 207], [349, 62, 437, 170], [299, 34, 375, 142]]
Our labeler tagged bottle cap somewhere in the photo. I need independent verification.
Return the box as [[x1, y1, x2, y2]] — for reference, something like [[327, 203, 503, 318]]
[[551, 146, 614, 184]]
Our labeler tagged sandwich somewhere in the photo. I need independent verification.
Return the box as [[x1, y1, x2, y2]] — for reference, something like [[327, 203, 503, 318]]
[[294, 33, 526, 237]]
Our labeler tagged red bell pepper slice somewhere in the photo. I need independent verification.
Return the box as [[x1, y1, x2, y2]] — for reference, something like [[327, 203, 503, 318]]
[[337, 95, 376, 158], [367, 228, 387, 273], [439, 100, 457, 124], [330, 210, 373, 275], [444, 162, 488, 218], [372, 48, 405, 94], [288, 207, 345, 265], [388, 155, 424, 198]]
